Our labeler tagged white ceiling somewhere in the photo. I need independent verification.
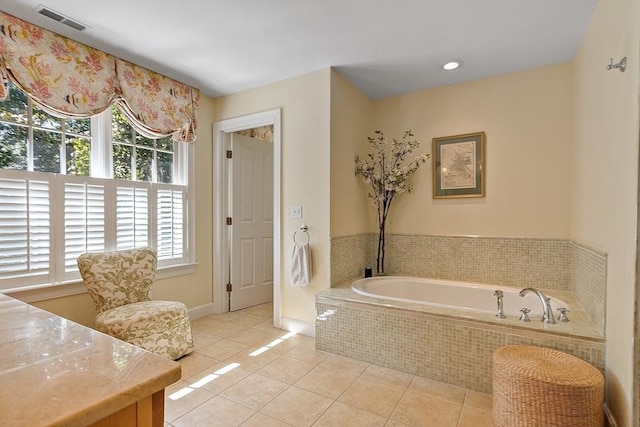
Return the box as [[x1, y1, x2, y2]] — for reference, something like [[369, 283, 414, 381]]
[[0, 1, 598, 99]]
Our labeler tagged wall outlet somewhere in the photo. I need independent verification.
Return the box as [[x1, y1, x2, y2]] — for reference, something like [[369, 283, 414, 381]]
[[291, 206, 303, 218]]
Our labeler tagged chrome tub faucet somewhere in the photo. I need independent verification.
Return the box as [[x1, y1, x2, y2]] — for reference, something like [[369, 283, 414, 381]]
[[519, 287, 556, 324], [494, 290, 506, 319]]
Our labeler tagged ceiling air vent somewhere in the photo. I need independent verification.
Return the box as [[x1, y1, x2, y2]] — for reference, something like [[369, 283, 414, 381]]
[[35, 5, 87, 31]]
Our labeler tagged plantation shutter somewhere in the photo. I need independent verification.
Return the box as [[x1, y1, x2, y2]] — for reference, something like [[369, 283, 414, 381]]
[[63, 181, 105, 275], [116, 185, 149, 249], [0, 176, 50, 287], [156, 186, 184, 261]]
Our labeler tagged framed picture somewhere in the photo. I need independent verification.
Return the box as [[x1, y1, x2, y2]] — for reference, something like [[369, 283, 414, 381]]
[[432, 132, 485, 199]]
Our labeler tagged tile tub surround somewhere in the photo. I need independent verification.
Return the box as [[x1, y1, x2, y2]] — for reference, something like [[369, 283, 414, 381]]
[[330, 233, 372, 286], [315, 287, 604, 394], [330, 233, 607, 335], [571, 242, 607, 335]]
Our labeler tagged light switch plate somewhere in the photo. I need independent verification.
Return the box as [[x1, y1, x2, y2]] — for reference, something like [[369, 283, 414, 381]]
[[291, 206, 302, 218]]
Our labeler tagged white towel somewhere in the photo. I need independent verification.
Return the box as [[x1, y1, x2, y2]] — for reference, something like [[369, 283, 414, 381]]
[[290, 242, 311, 286]]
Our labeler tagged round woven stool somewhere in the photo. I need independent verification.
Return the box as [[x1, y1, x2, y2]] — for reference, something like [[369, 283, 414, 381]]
[[493, 345, 604, 427]]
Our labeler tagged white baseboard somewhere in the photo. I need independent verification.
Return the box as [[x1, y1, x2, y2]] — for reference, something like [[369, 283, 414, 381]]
[[188, 303, 218, 320], [603, 403, 618, 427], [280, 317, 316, 338]]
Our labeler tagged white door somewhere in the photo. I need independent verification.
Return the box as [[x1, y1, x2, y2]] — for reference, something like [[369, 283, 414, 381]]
[[229, 133, 274, 311]]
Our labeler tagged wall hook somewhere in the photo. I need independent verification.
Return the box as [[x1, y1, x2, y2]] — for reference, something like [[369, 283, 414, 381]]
[[606, 57, 627, 72]]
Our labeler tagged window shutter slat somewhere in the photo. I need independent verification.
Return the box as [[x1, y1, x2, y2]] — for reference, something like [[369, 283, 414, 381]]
[[116, 185, 148, 249], [0, 178, 51, 283], [64, 182, 105, 271], [157, 187, 183, 260]]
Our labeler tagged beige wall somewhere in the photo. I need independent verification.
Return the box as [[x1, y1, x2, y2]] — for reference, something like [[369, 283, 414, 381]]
[[572, 0, 640, 424], [214, 69, 332, 324], [329, 70, 375, 237], [371, 63, 573, 238], [32, 95, 218, 326]]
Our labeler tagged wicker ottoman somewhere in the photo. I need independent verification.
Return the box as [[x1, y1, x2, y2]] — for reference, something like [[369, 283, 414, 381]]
[[493, 345, 604, 427]]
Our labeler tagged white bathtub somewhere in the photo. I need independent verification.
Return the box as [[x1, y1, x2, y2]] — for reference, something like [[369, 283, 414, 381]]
[[351, 276, 568, 318]]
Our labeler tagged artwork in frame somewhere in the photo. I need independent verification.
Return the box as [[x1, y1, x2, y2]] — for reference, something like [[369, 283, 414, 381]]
[[432, 132, 485, 199]]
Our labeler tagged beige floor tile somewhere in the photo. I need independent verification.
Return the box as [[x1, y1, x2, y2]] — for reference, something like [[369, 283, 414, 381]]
[[338, 375, 407, 417], [284, 340, 329, 364], [184, 361, 252, 395], [198, 338, 249, 360], [172, 395, 255, 427], [164, 381, 216, 423], [384, 420, 410, 426], [294, 363, 361, 399], [190, 315, 225, 329], [232, 313, 271, 328], [240, 412, 291, 427], [457, 406, 495, 427], [390, 390, 462, 427], [190, 330, 223, 351], [463, 389, 493, 411], [221, 373, 289, 410], [177, 352, 219, 379], [175, 309, 496, 427], [260, 331, 314, 354], [216, 311, 252, 322], [221, 345, 281, 372], [407, 376, 466, 405], [257, 355, 317, 384], [313, 401, 387, 427], [228, 327, 284, 347], [319, 354, 369, 375], [243, 303, 274, 318], [201, 321, 248, 337], [252, 319, 280, 332], [360, 364, 414, 388], [260, 386, 333, 427]]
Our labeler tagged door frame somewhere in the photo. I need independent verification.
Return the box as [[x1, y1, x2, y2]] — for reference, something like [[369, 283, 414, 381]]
[[212, 109, 281, 328]]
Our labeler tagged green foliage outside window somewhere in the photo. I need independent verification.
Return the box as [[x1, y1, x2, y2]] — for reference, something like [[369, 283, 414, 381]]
[[0, 82, 91, 175], [111, 105, 173, 183]]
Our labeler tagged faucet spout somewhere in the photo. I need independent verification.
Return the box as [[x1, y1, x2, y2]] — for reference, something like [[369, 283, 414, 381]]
[[519, 287, 556, 324]]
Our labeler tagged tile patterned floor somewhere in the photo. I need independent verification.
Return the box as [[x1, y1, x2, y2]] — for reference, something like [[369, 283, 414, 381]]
[[165, 303, 494, 427]]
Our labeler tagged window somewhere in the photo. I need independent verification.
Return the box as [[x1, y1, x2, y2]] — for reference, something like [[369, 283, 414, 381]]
[[0, 82, 193, 292]]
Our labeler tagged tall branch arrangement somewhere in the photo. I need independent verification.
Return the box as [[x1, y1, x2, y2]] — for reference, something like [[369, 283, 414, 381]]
[[355, 130, 430, 274]]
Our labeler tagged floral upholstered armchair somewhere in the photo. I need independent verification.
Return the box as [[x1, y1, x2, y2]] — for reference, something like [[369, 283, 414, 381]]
[[77, 247, 194, 360]]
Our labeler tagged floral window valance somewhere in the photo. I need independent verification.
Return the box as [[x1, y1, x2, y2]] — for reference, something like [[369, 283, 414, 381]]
[[0, 11, 199, 142]]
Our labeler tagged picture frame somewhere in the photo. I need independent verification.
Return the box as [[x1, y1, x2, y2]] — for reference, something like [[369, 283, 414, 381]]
[[432, 132, 485, 199]]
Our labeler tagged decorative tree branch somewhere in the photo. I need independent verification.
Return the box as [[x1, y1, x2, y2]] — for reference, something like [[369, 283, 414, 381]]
[[355, 130, 429, 274]]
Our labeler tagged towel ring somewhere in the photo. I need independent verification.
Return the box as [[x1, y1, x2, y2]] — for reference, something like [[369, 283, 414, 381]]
[[293, 225, 310, 244]]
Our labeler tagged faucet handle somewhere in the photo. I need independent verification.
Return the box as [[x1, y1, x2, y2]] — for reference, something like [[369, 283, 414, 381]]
[[557, 307, 570, 322], [519, 308, 531, 322]]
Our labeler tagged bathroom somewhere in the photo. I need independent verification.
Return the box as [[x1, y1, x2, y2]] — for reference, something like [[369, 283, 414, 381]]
[[10, 1, 637, 425]]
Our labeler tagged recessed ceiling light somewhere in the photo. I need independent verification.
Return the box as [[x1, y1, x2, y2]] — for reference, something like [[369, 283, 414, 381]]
[[443, 60, 463, 71]]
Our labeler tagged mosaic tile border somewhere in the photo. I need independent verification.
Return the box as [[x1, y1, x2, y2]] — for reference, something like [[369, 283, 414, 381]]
[[571, 242, 607, 335], [330, 234, 372, 285], [316, 296, 605, 393]]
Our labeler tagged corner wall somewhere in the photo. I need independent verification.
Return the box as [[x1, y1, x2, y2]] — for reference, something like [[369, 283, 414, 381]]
[[329, 69, 375, 237], [572, 0, 640, 424]]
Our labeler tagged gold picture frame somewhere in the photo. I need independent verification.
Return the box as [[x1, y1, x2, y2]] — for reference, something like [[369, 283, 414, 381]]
[[432, 132, 485, 199]]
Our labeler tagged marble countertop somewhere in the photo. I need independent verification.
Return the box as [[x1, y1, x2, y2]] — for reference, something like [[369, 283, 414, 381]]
[[0, 294, 181, 427]]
